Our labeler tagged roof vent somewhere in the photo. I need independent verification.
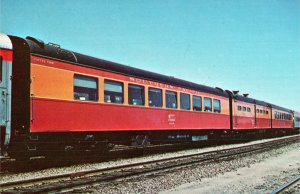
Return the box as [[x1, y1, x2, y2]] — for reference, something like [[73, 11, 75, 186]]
[[215, 87, 224, 92], [26, 36, 45, 48], [48, 42, 61, 48], [243, 93, 249, 97], [232, 90, 239, 95], [225, 90, 233, 95]]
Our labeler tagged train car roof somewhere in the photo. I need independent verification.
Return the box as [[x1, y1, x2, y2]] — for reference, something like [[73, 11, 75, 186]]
[[234, 95, 293, 112], [25, 37, 229, 98], [234, 95, 269, 106], [269, 104, 293, 113]]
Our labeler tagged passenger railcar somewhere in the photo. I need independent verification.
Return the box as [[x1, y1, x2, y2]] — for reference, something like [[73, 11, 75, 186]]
[[0, 33, 298, 159], [231, 96, 273, 130], [271, 105, 293, 129]]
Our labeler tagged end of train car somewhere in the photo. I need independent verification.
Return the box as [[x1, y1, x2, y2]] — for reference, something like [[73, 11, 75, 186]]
[[0, 33, 13, 153]]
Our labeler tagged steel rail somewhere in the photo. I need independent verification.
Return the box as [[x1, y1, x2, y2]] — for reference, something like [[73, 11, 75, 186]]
[[270, 176, 300, 194], [0, 135, 299, 193]]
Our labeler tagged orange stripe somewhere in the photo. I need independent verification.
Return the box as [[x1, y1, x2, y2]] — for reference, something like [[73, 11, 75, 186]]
[[31, 64, 73, 100], [30, 60, 231, 115]]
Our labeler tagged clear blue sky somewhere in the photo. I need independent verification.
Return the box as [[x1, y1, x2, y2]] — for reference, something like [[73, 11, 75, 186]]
[[1, 0, 300, 110]]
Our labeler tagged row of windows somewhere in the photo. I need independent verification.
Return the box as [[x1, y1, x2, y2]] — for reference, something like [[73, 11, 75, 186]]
[[256, 109, 269, 115], [237, 105, 251, 112], [73, 74, 222, 113], [275, 111, 292, 120], [237, 106, 271, 115]]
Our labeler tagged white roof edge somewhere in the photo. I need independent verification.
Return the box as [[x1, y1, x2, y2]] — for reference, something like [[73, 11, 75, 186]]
[[0, 33, 13, 50]]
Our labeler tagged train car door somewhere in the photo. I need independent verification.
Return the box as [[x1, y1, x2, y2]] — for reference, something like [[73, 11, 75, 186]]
[[0, 56, 12, 147], [1, 56, 7, 146]]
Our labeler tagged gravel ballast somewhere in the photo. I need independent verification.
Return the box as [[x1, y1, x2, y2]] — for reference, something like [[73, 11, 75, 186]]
[[1, 135, 299, 194], [85, 138, 299, 193]]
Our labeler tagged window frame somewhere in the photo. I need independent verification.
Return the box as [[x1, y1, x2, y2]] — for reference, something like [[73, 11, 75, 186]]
[[73, 74, 98, 102], [104, 79, 124, 104], [128, 84, 145, 106], [192, 95, 202, 111], [148, 87, 163, 108], [166, 90, 178, 109], [279, 113, 282, 120], [204, 97, 212, 112], [213, 99, 221, 113], [238, 105, 242, 111], [180, 93, 190, 110]]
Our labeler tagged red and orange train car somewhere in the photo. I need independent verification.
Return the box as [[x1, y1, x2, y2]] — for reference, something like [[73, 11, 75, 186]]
[[0, 33, 298, 159]]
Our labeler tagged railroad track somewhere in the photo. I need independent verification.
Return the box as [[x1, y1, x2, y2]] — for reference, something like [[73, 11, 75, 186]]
[[0, 142, 192, 173], [271, 176, 300, 194], [1, 135, 299, 193]]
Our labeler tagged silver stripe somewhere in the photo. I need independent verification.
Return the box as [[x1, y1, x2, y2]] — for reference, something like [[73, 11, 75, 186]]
[[0, 33, 13, 50]]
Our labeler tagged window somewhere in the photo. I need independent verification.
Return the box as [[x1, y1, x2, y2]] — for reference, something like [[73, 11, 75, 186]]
[[74, 74, 98, 101], [204, 97, 212, 112], [238, 106, 242, 111], [266, 111, 269, 115], [148, 88, 162, 107], [213, 99, 221, 113], [256, 109, 259, 113], [193, 96, 202, 111], [128, 84, 144, 106], [247, 107, 251, 112], [275, 112, 279, 119], [166, 91, 177, 109], [243, 106, 247, 112], [260, 109, 263, 114], [263, 110, 266, 114], [104, 80, 124, 104], [180, 93, 190, 110]]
